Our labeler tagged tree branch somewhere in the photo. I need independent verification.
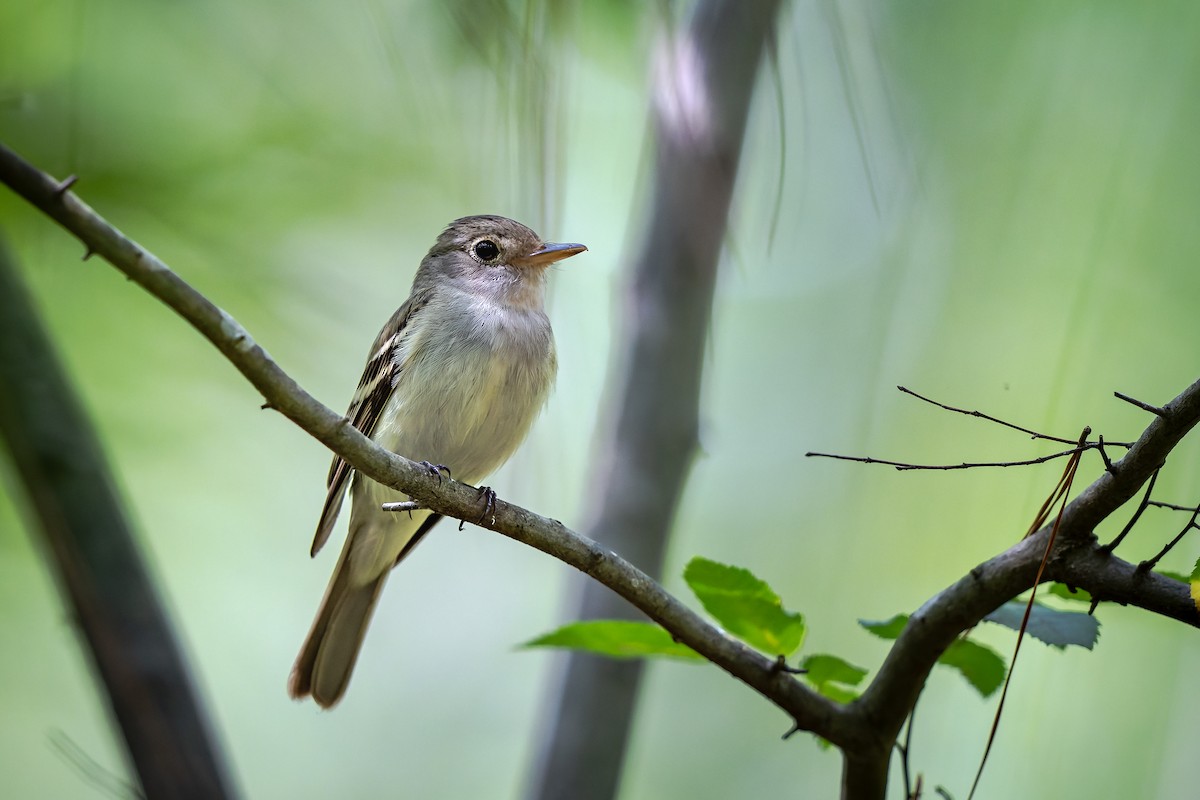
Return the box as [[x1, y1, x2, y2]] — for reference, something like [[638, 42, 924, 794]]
[[527, 1, 783, 797], [0, 137, 859, 748], [5, 138, 1199, 800], [0, 241, 238, 800], [847, 377, 1200, 776]]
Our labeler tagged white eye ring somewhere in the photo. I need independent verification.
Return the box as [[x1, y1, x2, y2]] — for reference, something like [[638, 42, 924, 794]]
[[473, 239, 501, 262]]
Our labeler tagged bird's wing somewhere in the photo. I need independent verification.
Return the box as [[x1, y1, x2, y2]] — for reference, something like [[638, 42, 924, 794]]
[[309, 291, 431, 556]]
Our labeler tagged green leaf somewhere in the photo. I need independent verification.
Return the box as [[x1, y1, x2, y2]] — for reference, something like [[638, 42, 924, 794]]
[[983, 601, 1100, 650], [521, 621, 704, 662], [683, 557, 805, 656], [859, 614, 908, 640], [1191, 557, 1200, 614], [939, 639, 1006, 698], [801, 653, 868, 704], [862, 614, 1004, 697], [1046, 582, 1093, 604]]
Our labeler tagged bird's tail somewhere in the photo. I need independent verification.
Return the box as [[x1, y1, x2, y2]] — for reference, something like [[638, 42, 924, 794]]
[[287, 543, 387, 709]]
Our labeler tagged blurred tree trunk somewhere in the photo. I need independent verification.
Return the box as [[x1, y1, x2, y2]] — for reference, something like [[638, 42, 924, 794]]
[[0, 242, 238, 800], [525, 2, 782, 798]]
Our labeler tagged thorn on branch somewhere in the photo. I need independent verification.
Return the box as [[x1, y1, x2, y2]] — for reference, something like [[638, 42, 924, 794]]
[[260, 401, 274, 411], [52, 174, 78, 196], [770, 654, 806, 675], [781, 721, 801, 740], [81, 247, 94, 261], [1114, 391, 1167, 417]]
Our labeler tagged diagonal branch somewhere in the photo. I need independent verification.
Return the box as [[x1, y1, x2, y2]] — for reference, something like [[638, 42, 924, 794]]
[[0, 140, 862, 750], [0, 241, 239, 800], [849, 376, 1200, 764], [5, 139, 1200, 800]]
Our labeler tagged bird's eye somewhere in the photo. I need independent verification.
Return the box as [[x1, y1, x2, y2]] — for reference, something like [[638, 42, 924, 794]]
[[474, 240, 501, 262]]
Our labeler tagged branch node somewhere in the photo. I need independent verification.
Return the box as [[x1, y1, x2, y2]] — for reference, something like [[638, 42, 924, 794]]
[[1114, 391, 1167, 417]]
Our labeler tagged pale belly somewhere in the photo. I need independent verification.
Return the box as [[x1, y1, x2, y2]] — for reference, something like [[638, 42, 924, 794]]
[[371, 316, 556, 488], [344, 297, 556, 582]]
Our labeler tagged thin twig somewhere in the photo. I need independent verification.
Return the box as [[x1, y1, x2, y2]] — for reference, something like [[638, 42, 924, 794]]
[[1148, 500, 1200, 513], [898, 693, 920, 800], [1097, 435, 1115, 474], [898, 386, 1131, 448], [1140, 504, 1200, 571], [1100, 469, 1159, 553], [806, 445, 1090, 471], [1115, 391, 1167, 417]]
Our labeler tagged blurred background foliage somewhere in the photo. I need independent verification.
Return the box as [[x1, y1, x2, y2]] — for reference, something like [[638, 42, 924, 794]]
[[1, 0, 1198, 797]]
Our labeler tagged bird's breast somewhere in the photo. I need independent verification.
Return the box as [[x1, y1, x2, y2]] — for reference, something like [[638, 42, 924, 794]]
[[373, 297, 557, 485]]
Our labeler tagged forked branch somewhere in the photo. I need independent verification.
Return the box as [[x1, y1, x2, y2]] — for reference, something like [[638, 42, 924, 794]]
[[3, 142, 1199, 800]]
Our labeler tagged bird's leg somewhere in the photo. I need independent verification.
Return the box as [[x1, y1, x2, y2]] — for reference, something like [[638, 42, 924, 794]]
[[458, 486, 498, 530], [416, 460, 452, 480]]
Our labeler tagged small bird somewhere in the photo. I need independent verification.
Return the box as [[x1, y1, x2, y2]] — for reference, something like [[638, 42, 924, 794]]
[[288, 215, 586, 708]]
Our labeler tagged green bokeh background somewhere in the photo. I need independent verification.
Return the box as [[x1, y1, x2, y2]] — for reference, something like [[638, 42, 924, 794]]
[[2, 1, 1198, 798]]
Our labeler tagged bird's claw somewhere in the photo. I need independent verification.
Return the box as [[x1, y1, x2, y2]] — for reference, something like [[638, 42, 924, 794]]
[[417, 461, 451, 481], [458, 486, 497, 530]]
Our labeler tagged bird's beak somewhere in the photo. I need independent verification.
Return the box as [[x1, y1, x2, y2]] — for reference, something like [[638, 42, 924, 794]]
[[513, 242, 587, 269]]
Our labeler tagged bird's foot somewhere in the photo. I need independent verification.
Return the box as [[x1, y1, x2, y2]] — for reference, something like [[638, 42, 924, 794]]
[[417, 461, 452, 481], [459, 486, 498, 530]]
